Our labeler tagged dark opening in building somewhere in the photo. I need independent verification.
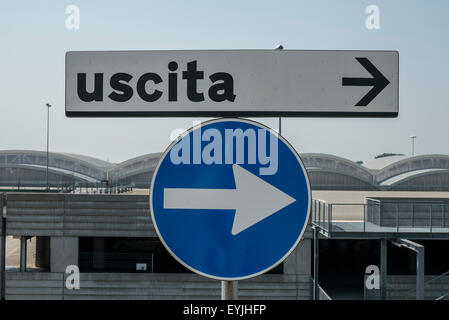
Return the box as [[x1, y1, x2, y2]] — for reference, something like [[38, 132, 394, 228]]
[[78, 237, 190, 273], [79, 237, 283, 274]]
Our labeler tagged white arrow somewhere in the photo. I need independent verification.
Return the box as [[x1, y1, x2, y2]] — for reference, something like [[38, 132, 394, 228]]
[[163, 164, 296, 235]]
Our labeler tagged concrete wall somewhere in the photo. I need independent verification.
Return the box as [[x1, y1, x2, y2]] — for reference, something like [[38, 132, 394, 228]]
[[3, 193, 314, 300], [284, 237, 311, 276], [5, 272, 63, 300], [5, 191, 310, 246], [6, 193, 153, 237], [5, 273, 311, 300], [64, 194, 154, 237], [6, 193, 64, 236], [50, 237, 78, 273]]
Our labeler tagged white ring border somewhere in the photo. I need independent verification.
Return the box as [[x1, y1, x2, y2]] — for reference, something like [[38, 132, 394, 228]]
[[149, 117, 312, 281]]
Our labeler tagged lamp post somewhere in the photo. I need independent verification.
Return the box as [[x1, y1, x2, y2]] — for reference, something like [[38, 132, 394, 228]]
[[275, 44, 284, 135], [46, 103, 51, 191], [410, 135, 417, 156]]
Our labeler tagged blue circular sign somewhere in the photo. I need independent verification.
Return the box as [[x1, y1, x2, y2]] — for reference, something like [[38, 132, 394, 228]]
[[150, 118, 310, 280]]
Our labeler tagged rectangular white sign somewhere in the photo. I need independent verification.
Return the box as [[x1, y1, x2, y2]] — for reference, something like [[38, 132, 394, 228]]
[[136, 263, 147, 271], [65, 50, 398, 117]]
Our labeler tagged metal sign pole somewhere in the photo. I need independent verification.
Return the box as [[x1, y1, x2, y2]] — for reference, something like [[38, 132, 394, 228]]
[[221, 280, 238, 300], [313, 226, 319, 300], [279, 117, 282, 136]]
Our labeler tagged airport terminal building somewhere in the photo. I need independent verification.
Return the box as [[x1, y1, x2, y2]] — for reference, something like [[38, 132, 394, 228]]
[[0, 150, 449, 300], [2, 150, 449, 191]]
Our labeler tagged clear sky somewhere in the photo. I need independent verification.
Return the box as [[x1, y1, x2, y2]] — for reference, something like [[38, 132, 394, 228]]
[[1, 0, 448, 164]]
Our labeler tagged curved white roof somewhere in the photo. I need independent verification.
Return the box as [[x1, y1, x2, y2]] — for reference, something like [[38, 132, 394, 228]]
[[2, 150, 449, 190], [60, 153, 115, 168], [380, 168, 449, 186], [0, 150, 110, 169], [20, 164, 101, 183], [363, 155, 409, 170], [300, 153, 375, 184], [371, 154, 449, 183]]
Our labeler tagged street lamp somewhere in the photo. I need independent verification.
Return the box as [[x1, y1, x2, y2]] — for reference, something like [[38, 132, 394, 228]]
[[46, 103, 51, 191], [275, 44, 284, 135], [410, 135, 417, 156]]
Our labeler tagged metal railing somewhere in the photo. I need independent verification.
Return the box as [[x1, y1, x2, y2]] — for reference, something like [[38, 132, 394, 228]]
[[71, 183, 135, 194], [311, 277, 332, 300], [311, 198, 449, 235], [403, 270, 449, 300], [0, 183, 135, 194], [311, 199, 332, 234], [436, 292, 449, 300]]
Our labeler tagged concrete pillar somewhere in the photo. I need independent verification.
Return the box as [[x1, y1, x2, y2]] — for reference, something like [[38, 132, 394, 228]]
[[391, 239, 425, 300], [380, 239, 387, 300], [93, 237, 105, 270], [20, 236, 27, 272], [282, 230, 313, 300], [50, 237, 79, 273], [283, 238, 311, 276], [313, 228, 319, 300], [416, 246, 425, 300]]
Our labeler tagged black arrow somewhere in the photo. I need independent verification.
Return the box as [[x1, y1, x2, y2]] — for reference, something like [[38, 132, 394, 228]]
[[342, 57, 390, 106]]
